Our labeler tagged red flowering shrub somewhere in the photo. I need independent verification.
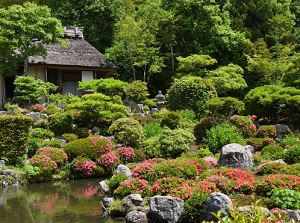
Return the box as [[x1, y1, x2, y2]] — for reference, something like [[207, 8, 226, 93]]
[[206, 168, 256, 194], [114, 178, 151, 197], [71, 157, 97, 178], [255, 125, 277, 139], [203, 157, 218, 166], [131, 158, 167, 180], [97, 152, 120, 171], [35, 147, 67, 166], [152, 177, 186, 195], [169, 180, 218, 200], [29, 154, 58, 174], [229, 115, 256, 137], [255, 174, 300, 196], [30, 104, 46, 112], [64, 136, 113, 161], [116, 146, 135, 163]]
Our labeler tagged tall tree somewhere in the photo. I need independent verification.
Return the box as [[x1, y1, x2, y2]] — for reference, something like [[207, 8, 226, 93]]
[[0, 2, 64, 75], [46, 0, 123, 52]]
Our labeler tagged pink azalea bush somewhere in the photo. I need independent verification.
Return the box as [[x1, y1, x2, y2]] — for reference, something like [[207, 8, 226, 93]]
[[131, 158, 167, 179], [97, 152, 120, 171], [114, 178, 151, 197], [206, 168, 256, 194], [35, 147, 68, 166], [30, 104, 46, 112], [203, 157, 218, 166], [71, 157, 97, 177], [230, 115, 256, 137], [29, 154, 58, 174], [116, 146, 135, 163]]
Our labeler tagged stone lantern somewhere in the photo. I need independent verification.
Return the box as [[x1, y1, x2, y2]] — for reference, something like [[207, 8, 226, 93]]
[[155, 90, 165, 110]]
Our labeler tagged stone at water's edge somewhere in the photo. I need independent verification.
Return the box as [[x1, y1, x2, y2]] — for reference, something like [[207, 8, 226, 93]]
[[116, 164, 132, 178], [148, 195, 184, 223], [99, 180, 110, 194], [0, 160, 5, 169], [219, 143, 254, 170], [201, 192, 233, 222], [125, 211, 148, 223], [101, 197, 115, 211], [122, 194, 144, 214]]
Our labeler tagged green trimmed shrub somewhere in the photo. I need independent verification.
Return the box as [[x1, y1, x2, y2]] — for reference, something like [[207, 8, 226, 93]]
[[0, 116, 34, 165], [167, 76, 217, 117], [109, 118, 145, 148], [229, 115, 256, 138], [62, 133, 78, 142], [106, 174, 129, 192], [27, 137, 43, 158], [280, 134, 300, 149], [160, 110, 181, 129], [284, 144, 300, 164], [260, 145, 284, 160], [42, 139, 63, 148], [179, 109, 197, 123], [31, 128, 54, 139], [204, 123, 245, 154], [124, 80, 150, 104], [143, 123, 163, 139], [159, 128, 195, 158], [47, 111, 74, 135], [256, 162, 290, 175], [63, 136, 113, 161]]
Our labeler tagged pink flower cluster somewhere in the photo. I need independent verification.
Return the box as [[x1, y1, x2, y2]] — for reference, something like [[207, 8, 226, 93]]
[[203, 157, 218, 166], [114, 178, 151, 197], [72, 158, 97, 176], [29, 154, 58, 172], [97, 152, 120, 171], [131, 158, 167, 179], [116, 146, 135, 163], [31, 104, 46, 112], [35, 147, 68, 166]]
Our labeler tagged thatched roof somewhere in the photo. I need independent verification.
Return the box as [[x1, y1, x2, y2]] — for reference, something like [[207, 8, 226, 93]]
[[28, 27, 117, 71]]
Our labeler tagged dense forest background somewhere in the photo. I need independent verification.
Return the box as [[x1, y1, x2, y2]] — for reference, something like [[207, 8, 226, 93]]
[[0, 0, 299, 99]]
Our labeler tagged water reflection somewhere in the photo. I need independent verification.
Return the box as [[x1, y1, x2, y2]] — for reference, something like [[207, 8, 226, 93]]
[[0, 179, 123, 223]]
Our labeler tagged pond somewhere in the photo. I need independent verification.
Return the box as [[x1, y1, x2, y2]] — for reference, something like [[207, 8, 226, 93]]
[[0, 178, 124, 223]]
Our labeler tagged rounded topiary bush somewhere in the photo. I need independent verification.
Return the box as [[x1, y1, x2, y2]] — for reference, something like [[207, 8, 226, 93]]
[[284, 144, 300, 164], [116, 146, 135, 163], [35, 147, 68, 166], [63, 136, 113, 161], [260, 145, 284, 161], [203, 123, 245, 154], [108, 117, 145, 148], [160, 110, 181, 130], [229, 115, 256, 138], [71, 157, 97, 178], [167, 76, 217, 117], [96, 151, 120, 172], [47, 111, 74, 135]]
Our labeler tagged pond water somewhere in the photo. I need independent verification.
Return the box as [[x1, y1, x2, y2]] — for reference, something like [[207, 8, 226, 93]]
[[0, 179, 124, 223]]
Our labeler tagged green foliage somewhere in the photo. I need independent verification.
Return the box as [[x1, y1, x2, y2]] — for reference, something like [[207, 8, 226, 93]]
[[197, 148, 214, 158], [260, 145, 284, 161], [271, 188, 300, 209], [152, 158, 199, 182], [63, 136, 113, 162], [42, 139, 63, 148], [194, 116, 215, 143], [47, 111, 74, 135], [160, 110, 181, 129], [4, 102, 22, 116], [255, 125, 277, 139], [48, 93, 79, 106], [205, 97, 245, 123], [159, 128, 195, 158], [27, 137, 43, 158], [31, 128, 54, 140], [205, 64, 247, 97], [182, 190, 210, 223], [0, 116, 33, 165], [124, 80, 150, 103], [143, 123, 163, 139], [78, 78, 128, 97], [179, 109, 197, 123], [246, 137, 276, 151], [244, 85, 300, 121], [284, 144, 300, 164], [143, 136, 161, 158], [108, 118, 145, 148], [14, 76, 57, 107], [280, 133, 300, 149], [0, 2, 65, 74], [167, 76, 217, 117], [35, 147, 67, 166], [62, 133, 78, 143], [204, 123, 245, 154], [105, 174, 129, 192], [256, 162, 289, 176]]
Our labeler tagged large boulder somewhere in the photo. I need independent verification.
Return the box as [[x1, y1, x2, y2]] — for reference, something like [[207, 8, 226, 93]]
[[116, 164, 132, 178], [219, 143, 254, 170], [148, 195, 184, 223], [201, 192, 233, 222], [274, 124, 290, 139], [125, 211, 148, 223]]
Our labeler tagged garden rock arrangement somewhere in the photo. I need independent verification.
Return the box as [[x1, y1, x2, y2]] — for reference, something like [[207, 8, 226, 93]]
[[0, 161, 24, 186]]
